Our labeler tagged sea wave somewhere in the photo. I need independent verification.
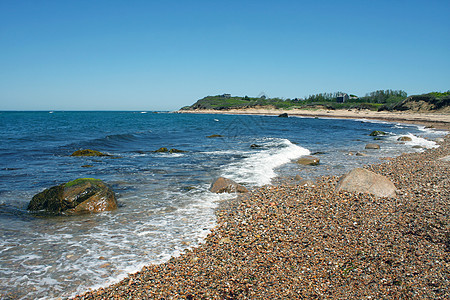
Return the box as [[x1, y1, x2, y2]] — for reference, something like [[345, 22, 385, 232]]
[[222, 138, 310, 186]]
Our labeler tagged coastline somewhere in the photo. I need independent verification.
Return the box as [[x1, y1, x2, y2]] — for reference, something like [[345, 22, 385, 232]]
[[178, 108, 450, 131], [74, 132, 449, 298]]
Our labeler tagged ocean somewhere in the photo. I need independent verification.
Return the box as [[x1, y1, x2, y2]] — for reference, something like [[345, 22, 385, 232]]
[[0, 111, 445, 299]]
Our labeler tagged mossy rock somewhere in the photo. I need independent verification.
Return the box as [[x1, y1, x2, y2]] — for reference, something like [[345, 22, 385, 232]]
[[28, 178, 117, 214], [154, 147, 169, 153], [207, 134, 224, 138], [369, 131, 386, 136], [71, 149, 109, 157]]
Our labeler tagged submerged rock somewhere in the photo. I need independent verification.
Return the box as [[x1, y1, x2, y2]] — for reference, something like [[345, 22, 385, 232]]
[[71, 149, 109, 156], [336, 168, 396, 197], [365, 143, 380, 150], [397, 136, 412, 142], [296, 156, 320, 166], [28, 178, 117, 214], [207, 134, 224, 138], [210, 177, 249, 194]]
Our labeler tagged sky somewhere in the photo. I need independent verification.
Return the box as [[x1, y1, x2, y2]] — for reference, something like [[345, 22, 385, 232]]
[[0, 0, 449, 111]]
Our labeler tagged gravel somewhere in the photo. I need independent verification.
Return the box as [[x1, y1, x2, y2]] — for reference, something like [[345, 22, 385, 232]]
[[74, 136, 449, 299]]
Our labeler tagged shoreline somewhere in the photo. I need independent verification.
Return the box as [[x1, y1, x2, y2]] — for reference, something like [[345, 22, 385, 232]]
[[74, 133, 449, 298], [177, 108, 450, 131]]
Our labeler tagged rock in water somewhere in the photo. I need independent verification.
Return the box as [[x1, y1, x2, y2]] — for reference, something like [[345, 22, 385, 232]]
[[397, 136, 412, 141], [365, 143, 380, 149], [296, 156, 320, 166], [28, 178, 117, 214], [369, 131, 386, 136], [207, 134, 224, 138], [336, 168, 396, 197], [210, 177, 249, 194], [71, 149, 109, 156], [278, 113, 288, 118]]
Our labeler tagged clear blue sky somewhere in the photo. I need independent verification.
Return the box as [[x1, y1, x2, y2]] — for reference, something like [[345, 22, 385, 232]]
[[1, 0, 449, 111]]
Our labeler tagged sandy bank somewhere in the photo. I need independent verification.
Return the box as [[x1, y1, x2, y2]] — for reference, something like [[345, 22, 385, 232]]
[[179, 108, 450, 131]]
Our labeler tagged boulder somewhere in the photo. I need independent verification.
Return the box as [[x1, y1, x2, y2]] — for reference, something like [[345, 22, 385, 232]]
[[397, 136, 412, 142], [28, 178, 117, 214], [365, 143, 380, 150], [369, 131, 386, 136], [296, 156, 320, 166], [71, 149, 109, 156], [207, 134, 224, 138], [210, 177, 249, 194], [336, 168, 396, 197], [278, 113, 288, 118]]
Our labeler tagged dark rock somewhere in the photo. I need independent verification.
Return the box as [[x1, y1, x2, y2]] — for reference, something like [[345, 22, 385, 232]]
[[365, 143, 380, 150], [278, 113, 288, 118], [250, 144, 263, 149], [207, 134, 224, 138], [336, 168, 396, 197], [296, 156, 320, 166], [71, 149, 109, 156], [169, 148, 187, 153], [81, 165, 94, 168], [369, 131, 386, 136], [412, 145, 423, 149], [397, 136, 412, 142], [311, 151, 326, 155], [210, 177, 249, 194], [28, 178, 117, 214]]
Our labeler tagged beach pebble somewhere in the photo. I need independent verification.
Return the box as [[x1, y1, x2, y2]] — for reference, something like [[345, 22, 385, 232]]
[[365, 143, 380, 149]]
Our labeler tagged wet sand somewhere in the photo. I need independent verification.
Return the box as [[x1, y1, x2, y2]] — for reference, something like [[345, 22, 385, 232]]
[[73, 135, 449, 299], [178, 108, 450, 131]]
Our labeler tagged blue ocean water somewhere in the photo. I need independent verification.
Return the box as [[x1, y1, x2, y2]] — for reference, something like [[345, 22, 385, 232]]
[[0, 111, 445, 299]]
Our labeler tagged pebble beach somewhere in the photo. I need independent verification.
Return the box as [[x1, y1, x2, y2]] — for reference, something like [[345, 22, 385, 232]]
[[72, 132, 449, 299]]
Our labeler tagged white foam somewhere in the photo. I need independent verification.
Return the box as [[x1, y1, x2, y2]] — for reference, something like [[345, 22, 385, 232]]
[[389, 133, 439, 149], [222, 139, 310, 185]]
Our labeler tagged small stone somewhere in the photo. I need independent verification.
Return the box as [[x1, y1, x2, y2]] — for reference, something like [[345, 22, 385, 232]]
[[397, 136, 412, 142], [365, 144, 380, 150], [219, 237, 231, 244]]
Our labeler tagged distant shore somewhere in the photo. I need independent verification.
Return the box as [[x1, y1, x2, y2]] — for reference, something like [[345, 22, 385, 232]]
[[178, 108, 450, 131]]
